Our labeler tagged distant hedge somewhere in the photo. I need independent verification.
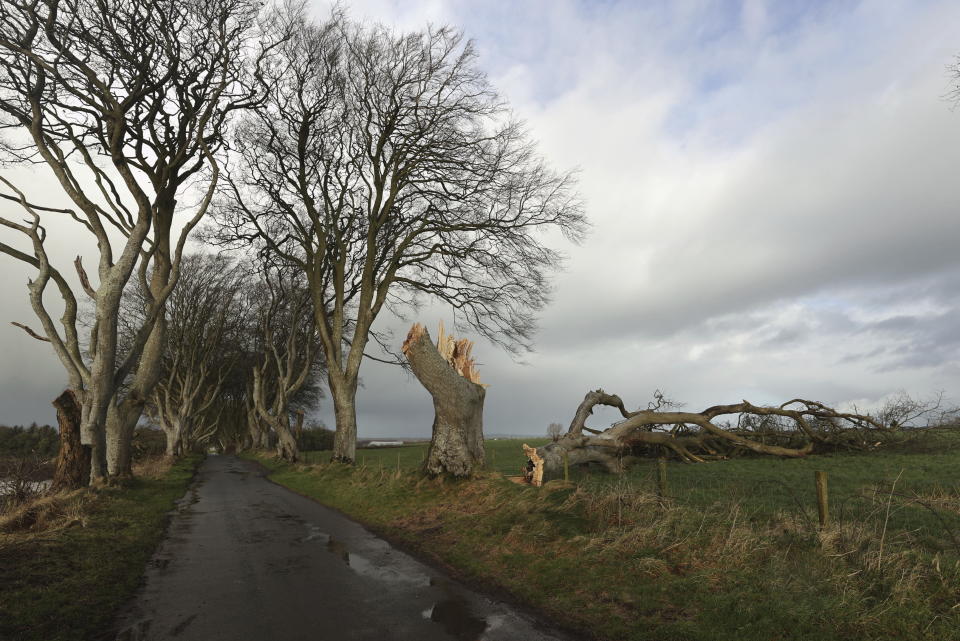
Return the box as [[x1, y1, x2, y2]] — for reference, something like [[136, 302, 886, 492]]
[[0, 424, 58, 459], [0, 424, 169, 461], [299, 424, 335, 451]]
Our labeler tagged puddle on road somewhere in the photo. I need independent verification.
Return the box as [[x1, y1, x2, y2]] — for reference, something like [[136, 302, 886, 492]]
[[322, 534, 431, 586], [303, 524, 433, 586], [348, 549, 432, 586], [421, 596, 489, 641], [303, 525, 491, 637], [303, 523, 325, 542]]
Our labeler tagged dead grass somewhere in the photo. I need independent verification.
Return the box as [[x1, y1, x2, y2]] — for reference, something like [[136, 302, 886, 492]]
[[0, 489, 92, 535], [132, 454, 174, 479], [0, 456, 172, 536]]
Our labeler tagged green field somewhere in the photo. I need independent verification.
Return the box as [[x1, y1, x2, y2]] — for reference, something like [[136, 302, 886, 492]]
[[300, 437, 549, 476], [304, 431, 960, 548], [262, 430, 960, 641]]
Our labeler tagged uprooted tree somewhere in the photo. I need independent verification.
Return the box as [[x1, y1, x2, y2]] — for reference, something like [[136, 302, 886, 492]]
[[528, 389, 941, 483], [403, 323, 486, 477]]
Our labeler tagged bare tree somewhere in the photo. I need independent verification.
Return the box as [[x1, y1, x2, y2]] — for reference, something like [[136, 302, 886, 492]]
[[247, 261, 320, 462], [948, 54, 960, 107], [547, 422, 563, 442], [145, 255, 245, 456], [872, 390, 957, 429], [213, 8, 586, 463], [0, 0, 271, 480]]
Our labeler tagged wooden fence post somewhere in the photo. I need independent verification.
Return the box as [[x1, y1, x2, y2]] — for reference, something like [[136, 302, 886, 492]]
[[815, 470, 829, 529], [657, 458, 668, 498], [294, 409, 305, 442]]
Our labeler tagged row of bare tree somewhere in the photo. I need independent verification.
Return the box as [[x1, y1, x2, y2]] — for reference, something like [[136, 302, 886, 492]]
[[133, 255, 321, 462], [0, 0, 585, 484]]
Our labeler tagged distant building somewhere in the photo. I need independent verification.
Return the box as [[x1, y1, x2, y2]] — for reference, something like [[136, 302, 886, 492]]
[[366, 441, 405, 448]]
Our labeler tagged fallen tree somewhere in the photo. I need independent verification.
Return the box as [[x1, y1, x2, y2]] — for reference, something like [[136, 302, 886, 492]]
[[528, 389, 910, 484]]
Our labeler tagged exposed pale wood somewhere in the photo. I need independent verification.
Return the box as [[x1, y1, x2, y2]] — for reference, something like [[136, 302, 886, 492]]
[[403, 322, 486, 386], [523, 443, 544, 487], [401, 323, 428, 355]]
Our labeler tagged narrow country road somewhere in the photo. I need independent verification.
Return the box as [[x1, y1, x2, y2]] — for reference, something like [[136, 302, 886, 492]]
[[114, 455, 575, 641]]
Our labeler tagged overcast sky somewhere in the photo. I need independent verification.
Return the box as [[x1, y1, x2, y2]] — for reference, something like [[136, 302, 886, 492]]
[[3, 0, 960, 437]]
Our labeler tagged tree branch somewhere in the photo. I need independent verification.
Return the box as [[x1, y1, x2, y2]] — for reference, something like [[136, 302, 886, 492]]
[[11, 321, 51, 342]]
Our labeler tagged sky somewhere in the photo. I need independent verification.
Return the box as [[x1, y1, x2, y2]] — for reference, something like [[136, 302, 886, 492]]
[[2, 0, 960, 437]]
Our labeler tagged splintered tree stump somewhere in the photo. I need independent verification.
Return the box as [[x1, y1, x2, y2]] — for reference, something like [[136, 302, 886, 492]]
[[51, 389, 90, 491], [522, 444, 544, 487], [403, 322, 486, 477]]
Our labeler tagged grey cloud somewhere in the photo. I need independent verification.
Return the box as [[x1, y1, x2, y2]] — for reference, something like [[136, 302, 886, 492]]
[[5, 0, 960, 437]]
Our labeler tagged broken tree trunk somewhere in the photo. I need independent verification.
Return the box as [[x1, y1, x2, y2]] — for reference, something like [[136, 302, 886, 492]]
[[522, 444, 544, 487], [50, 389, 90, 491], [532, 389, 889, 481], [402, 322, 486, 477]]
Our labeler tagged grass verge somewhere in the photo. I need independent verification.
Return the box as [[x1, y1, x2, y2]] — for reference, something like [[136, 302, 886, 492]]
[[0, 454, 203, 641], [253, 438, 960, 641]]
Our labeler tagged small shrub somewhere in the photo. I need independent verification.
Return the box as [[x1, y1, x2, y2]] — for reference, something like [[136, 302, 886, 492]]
[[0, 454, 51, 514]]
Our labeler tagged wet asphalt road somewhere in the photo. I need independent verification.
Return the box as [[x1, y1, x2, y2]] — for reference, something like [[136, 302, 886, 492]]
[[114, 455, 574, 641]]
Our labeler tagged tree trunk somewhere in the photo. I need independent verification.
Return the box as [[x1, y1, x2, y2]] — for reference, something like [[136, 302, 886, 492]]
[[107, 310, 167, 476], [246, 407, 269, 450], [80, 380, 110, 482], [106, 402, 139, 477], [402, 323, 485, 477], [274, 416, 299, 462], [50, 389, 90, 491], [294, 410, 304, 442], [330, 379, 359, 464], [163, 419, 183, 457]]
